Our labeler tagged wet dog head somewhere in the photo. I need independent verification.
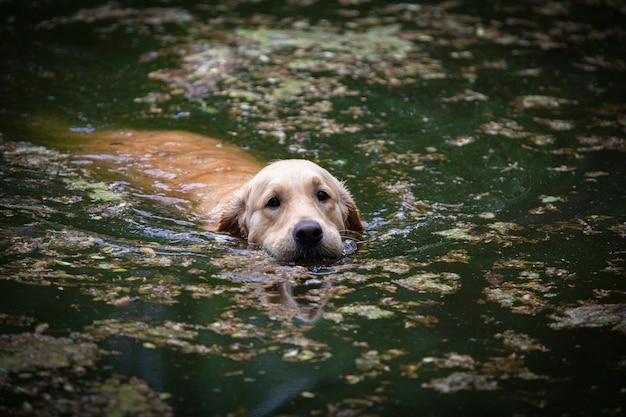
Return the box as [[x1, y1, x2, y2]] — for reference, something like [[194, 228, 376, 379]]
[[218, 160, 364, 263]]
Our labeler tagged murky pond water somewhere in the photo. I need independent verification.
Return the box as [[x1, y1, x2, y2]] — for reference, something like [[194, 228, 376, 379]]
[[1, 1, 625, 416]]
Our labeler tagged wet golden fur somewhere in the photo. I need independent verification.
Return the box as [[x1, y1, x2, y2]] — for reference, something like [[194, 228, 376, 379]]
[[79, 130, 364, 262]]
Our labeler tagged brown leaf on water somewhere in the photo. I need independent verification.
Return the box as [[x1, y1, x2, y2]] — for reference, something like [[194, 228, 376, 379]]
[[514, 95, 577, 110], [421, 372, 498, 393], [575, 55, 626, 71], [484, 271, 504, 286], [435, 249, 470, 264], [532, 117, 574, 131], [478, 119, 530, 139], [441, 89, 488, 103], [577, 135, 626, 152], [607, 223, 626, 238], [495, 330, 549, 352]]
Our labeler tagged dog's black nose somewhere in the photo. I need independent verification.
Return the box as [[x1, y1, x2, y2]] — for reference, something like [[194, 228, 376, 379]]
[[293, 221, 323, 246]]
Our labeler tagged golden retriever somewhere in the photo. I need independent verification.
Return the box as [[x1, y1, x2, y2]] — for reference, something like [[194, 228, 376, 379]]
[[79, 130, 364, 263]]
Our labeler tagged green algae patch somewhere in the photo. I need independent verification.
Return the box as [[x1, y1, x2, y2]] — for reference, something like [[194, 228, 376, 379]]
[[237, 24, 413, 61], [394, 272, 461, 295], [336, 304, 394, 320], [64, 179, 123, 202], [146, 21, 441, 139], [0, 332, 173, 417], [434, 227, 481, 242], [92, 377, 173, 417], [0, 333, 99, 373]]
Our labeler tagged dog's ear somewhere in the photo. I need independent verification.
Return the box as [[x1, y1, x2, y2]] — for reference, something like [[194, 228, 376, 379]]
[[339, 184, 365, 232], [217, 186, 249, 236]]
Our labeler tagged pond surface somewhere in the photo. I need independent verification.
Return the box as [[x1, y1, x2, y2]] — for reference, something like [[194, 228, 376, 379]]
[[1, 1, 625, 416]]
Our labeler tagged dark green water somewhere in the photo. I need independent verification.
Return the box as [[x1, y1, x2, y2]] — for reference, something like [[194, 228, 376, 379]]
[[1, 1, 625, 416]]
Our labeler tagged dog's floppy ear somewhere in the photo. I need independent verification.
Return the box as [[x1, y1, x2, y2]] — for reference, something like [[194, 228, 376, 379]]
[[217, 186, 249, 237], [339, 184, 365, 232]]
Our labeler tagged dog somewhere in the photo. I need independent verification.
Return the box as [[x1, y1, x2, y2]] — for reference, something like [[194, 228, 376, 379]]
[[78, 129, 364, 263]]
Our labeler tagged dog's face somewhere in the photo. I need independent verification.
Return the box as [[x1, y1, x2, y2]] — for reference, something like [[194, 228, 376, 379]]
[[218, 160, 364, 263]]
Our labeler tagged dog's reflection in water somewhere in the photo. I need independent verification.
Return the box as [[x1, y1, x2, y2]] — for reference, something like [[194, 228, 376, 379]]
[[254, 279, 332, 322]]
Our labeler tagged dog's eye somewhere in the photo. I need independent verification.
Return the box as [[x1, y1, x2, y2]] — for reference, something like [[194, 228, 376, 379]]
[[266, 197, 281, 208], [317, 191, 330, 201]]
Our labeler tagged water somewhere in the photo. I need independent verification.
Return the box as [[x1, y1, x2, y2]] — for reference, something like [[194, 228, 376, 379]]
[[1, 1, 625, 416]]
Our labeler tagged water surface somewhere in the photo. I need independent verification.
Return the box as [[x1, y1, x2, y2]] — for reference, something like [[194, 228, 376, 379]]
[[1, 1, 625, 416]]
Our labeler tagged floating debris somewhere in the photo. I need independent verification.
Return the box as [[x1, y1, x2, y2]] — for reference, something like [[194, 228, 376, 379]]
[[336, 304, 394, 320], [495, 330, 550, 352], [0, 333, 99, 373], [422, 372, 498, 393], [394, 272, 461, 295], [549, 304, 626, 334]]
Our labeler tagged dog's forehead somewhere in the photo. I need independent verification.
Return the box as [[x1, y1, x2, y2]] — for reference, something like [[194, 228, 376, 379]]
[[266, 159, 326, 172], [254, 160, 334, 186]]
